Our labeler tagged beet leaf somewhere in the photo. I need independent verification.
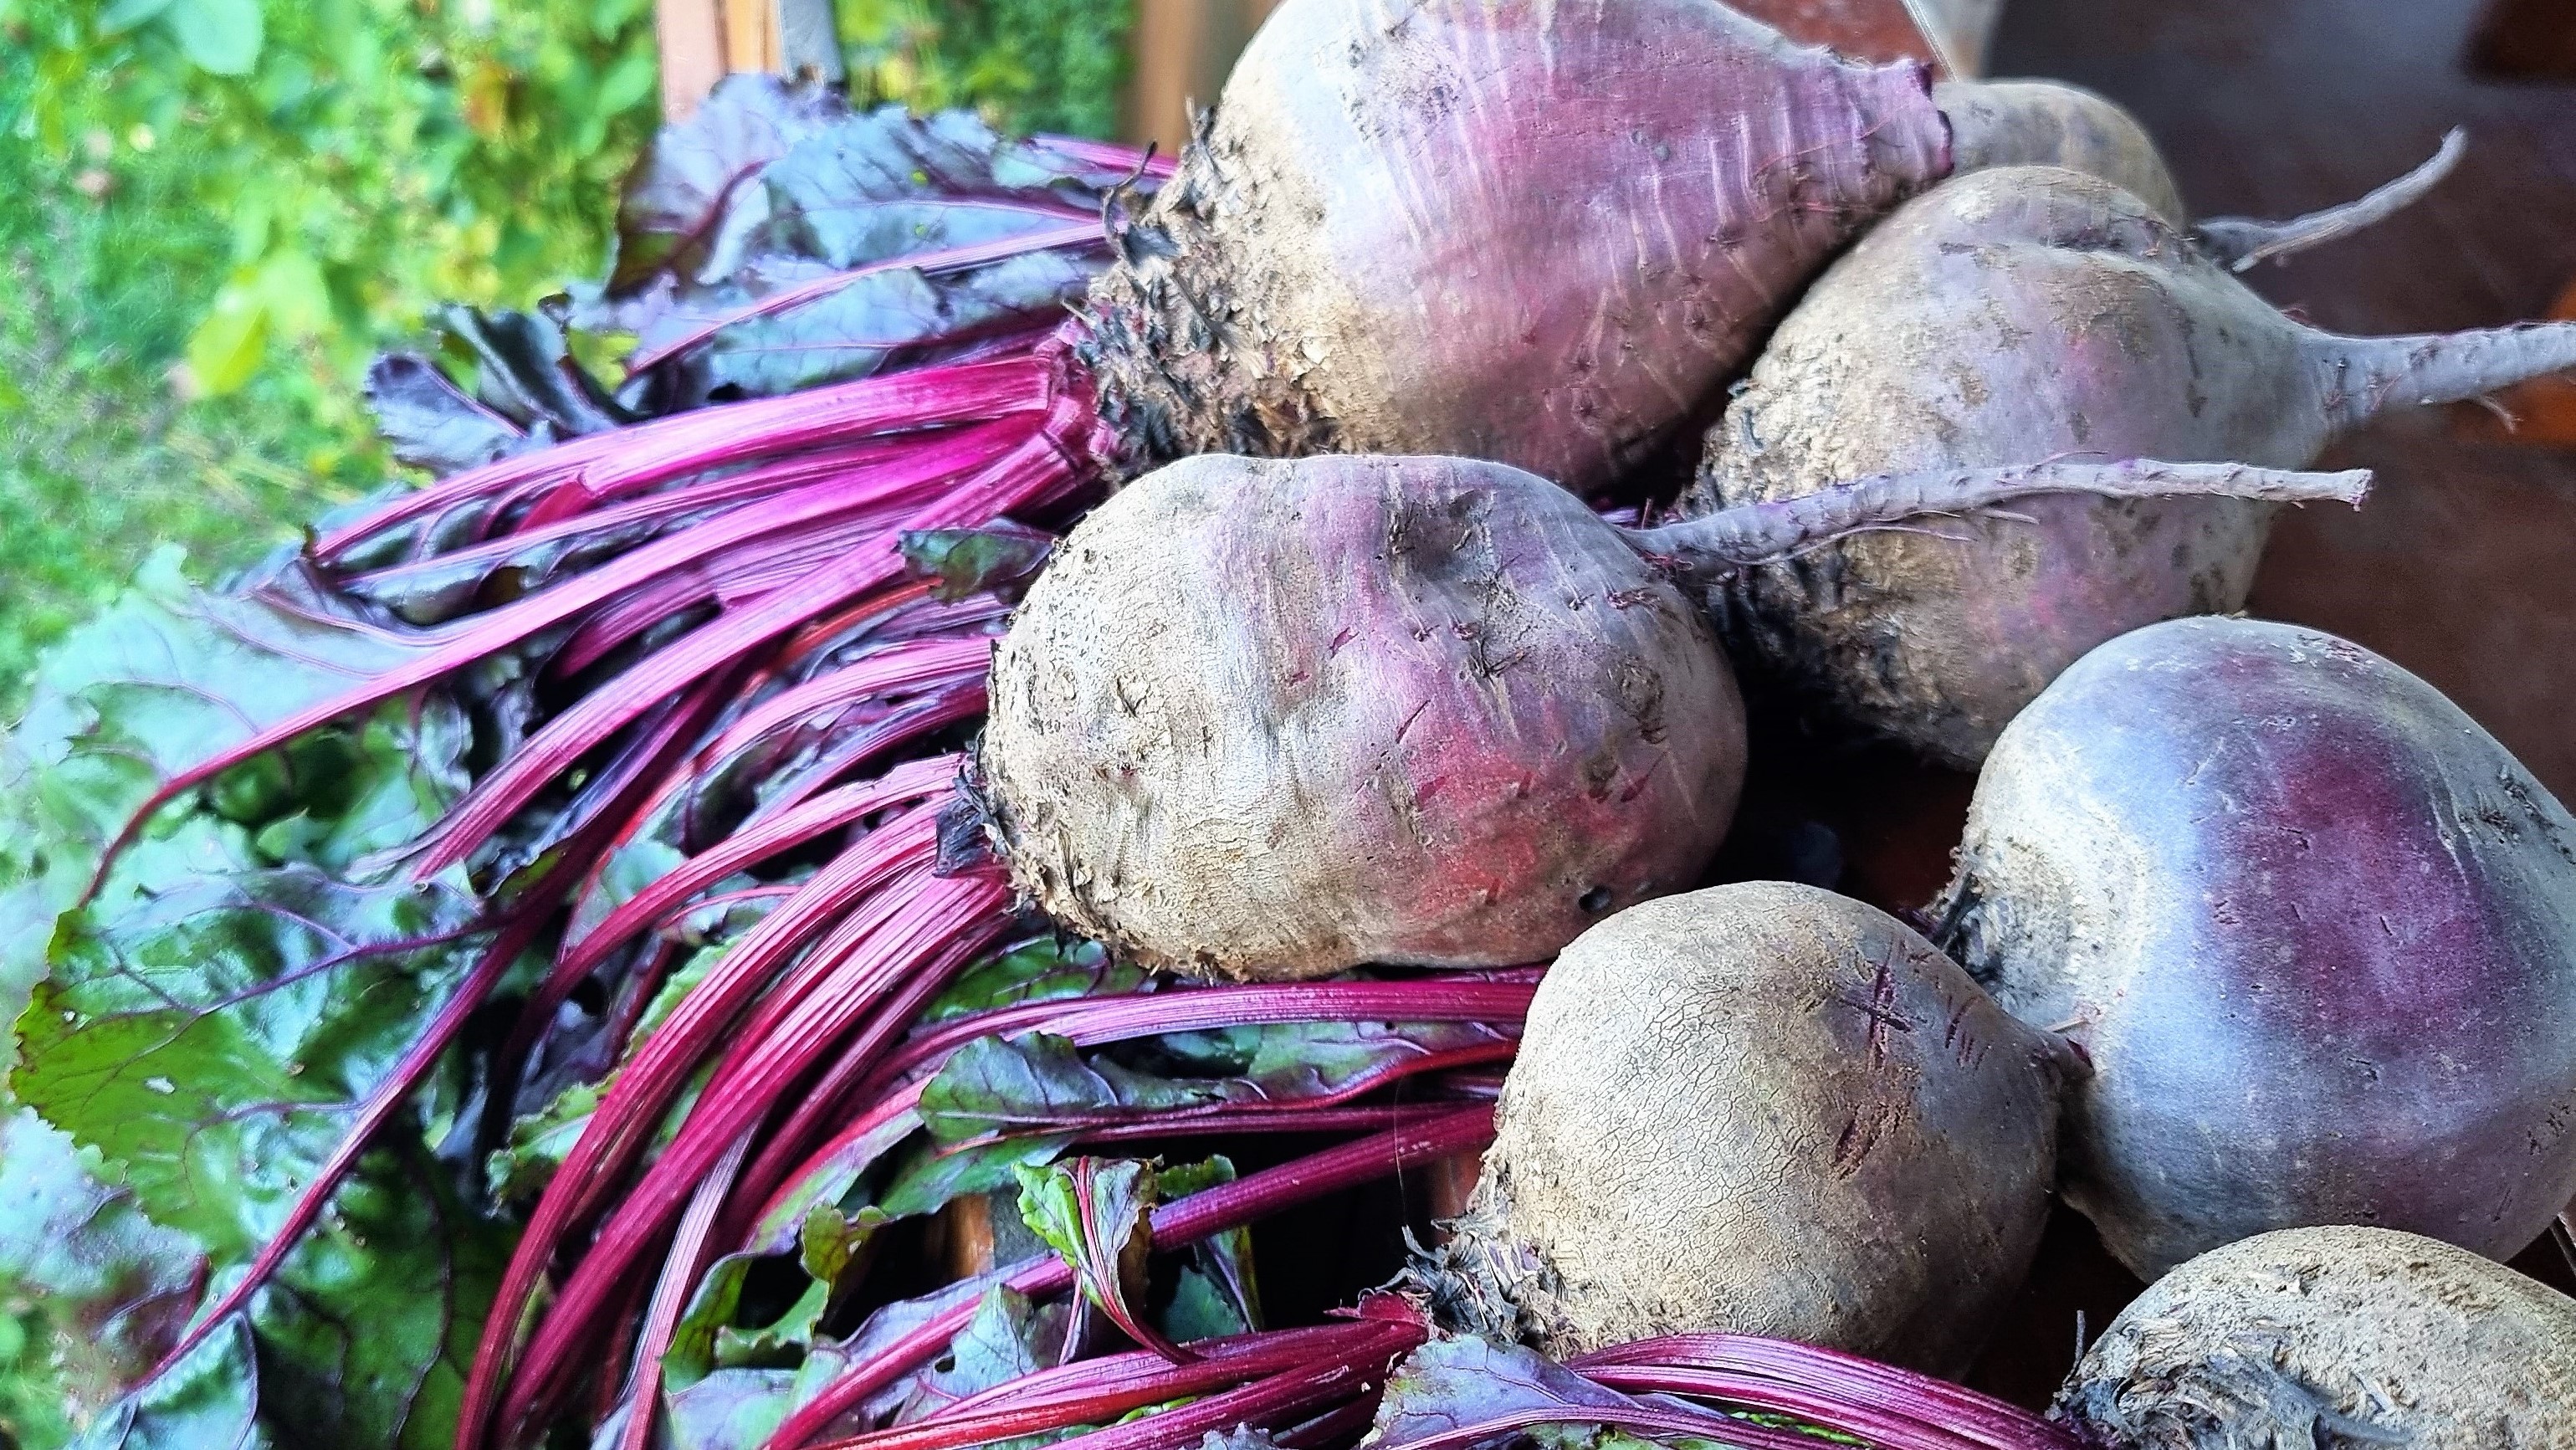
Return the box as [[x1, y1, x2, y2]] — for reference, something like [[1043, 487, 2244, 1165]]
[[0, 1111, 205, 1432], [11, 861, 518, 1446], [71, 1319, 264, 1450]]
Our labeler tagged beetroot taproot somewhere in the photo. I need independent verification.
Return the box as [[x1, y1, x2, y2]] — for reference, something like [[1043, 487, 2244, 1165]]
[[981, 453, 2364, 981], [1424, 881, 2078, 1375], [1940, 617, 2576, 1278], [1685, 162, 2576, 766], [2056, 1226, 2576, 1448], [981, 452, 1747, 981], [1937, 79, 2462, 267]]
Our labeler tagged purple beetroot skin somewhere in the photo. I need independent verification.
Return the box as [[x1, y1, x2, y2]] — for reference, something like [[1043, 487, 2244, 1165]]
[[979, 453, 1750, 981], [1686, 163, 2571, 767], [1939, 616, 2576, 1279], [1080, 0, 1950, 493]]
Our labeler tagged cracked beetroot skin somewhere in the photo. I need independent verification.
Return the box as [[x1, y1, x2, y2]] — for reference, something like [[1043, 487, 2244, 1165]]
[[1082, 0, 1950, 493], [978, 453, 1747, 981], [1941, 617, 2576, 1280]]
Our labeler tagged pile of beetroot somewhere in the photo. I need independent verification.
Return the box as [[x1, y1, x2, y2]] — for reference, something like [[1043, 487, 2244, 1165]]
[[10, 2, 2576, 1449]]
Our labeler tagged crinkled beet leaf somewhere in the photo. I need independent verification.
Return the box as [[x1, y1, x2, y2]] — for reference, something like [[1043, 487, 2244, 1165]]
[[597, 74, 853, 304], [919, 1017, 1515, 1144], [3, 548, 448, 909], [363, 352, 540, 479], [67, 1318, 268, 1450], [10, 859, 513, 1447], [0, 1111, 205, 1439]]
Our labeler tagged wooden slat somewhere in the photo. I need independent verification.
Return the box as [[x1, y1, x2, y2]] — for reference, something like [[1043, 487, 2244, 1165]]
[[2468, 0, 2576, 79], [722, 0, 782, 78], [658, 0, 727, 120], [1120, 0, 1282, 152], [658, 0, 837, 120], [776, 0, 843, 81]]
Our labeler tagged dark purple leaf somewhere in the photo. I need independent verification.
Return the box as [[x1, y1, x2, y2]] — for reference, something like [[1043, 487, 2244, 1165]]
[[431, 305, 631, 437], [586, 101, 1155, 405], [761, 108, 1128, 267], [918, 1017, 1518, 1145], [366, 353, 538, 479], [596, 74, 852, 303], [1372, 1338, 1854, 1450], [633, 249, 1089, 405]]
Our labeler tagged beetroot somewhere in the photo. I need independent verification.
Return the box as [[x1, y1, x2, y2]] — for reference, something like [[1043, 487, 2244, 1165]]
[[1939, 617, 2576, 1278], [1080, 0, 1949, 491], [2056, 1226, 2576, 1448], [80, 0, 1969, 997], [980, 452, 1745, 981], [1936, 79, 2186, 221], [980, 451, 2360, 981], [1422, 882, 2079, 1376], [47, 19, 1960, 1438], [1685, 161, 2576, 766]]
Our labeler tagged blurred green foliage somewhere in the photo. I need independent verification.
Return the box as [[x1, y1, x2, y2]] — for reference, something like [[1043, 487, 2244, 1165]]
[[0, 2, 1128, 1442], [840, 0, 1134, 138], [0, 0, 665, 714], [0, 0, 1130, 716]]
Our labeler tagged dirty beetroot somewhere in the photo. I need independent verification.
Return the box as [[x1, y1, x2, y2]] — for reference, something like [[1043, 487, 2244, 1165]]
[[978, 451, 2361, 981], [1940, 617, 2576, 1278], [11, 3, 2576, 1450], [1689, 158, 2576, 766], [0, 5, 2044, 1445], [1421, 881, 2078, 1377]]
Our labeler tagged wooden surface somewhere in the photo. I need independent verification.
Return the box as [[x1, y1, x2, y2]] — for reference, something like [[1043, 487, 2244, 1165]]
[[1730, 0, 1946, 69], [2468, 0, 2576, 79], [1122, 0, 1280, 152], [656, 0, 729, 120]]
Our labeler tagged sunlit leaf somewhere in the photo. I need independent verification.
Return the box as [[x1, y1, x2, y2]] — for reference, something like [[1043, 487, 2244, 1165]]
[[165, 0, 264, 75], [184, 289, 269, 397]]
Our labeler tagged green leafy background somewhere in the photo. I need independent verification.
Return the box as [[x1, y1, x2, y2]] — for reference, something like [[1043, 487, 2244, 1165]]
[[0, 3, 1132, 1443], [0, 0, 1133, 709]]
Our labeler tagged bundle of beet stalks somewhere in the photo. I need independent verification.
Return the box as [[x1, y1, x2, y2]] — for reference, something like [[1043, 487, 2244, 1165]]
[[16, 3, 2576, 1450]]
